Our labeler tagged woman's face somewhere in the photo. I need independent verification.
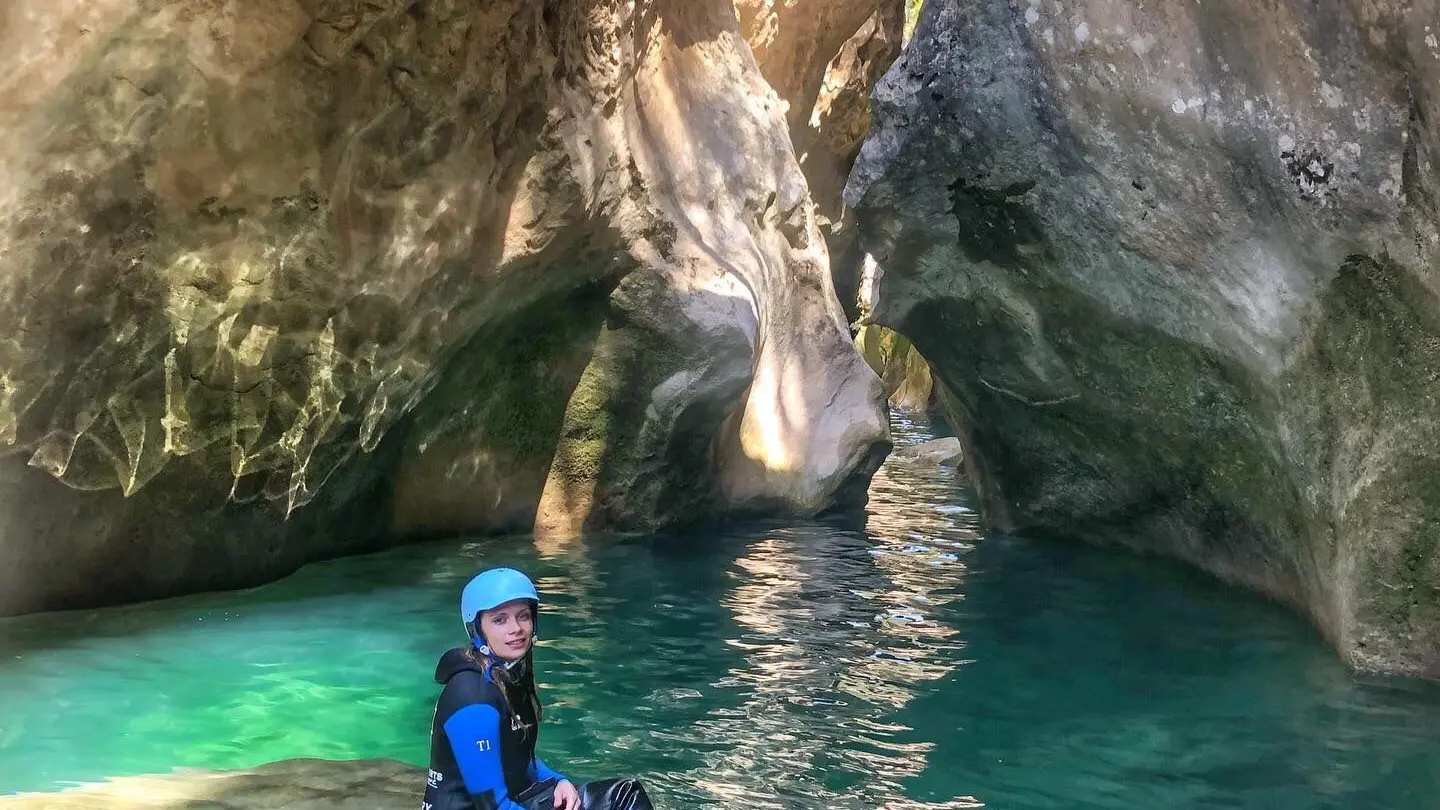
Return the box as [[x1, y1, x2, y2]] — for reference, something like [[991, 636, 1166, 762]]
[[480, 598, 535, 661]]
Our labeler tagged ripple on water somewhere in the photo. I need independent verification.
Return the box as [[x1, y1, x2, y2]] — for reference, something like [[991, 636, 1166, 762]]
[[3, 411, 1440, 808]]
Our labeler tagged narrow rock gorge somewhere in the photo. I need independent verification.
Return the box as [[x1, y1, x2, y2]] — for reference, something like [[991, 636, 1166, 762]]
[[847, 0, 1440, 676], [0, 0, 901, 617], [12, 0, 1436, 687]]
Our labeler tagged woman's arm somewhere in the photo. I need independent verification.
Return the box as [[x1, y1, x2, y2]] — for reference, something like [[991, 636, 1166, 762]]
[[532, 756, 569, 784], [443, 703, 527, 810]]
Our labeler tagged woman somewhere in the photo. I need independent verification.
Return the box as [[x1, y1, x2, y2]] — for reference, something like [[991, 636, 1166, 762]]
[[422, 566, 656, 810]]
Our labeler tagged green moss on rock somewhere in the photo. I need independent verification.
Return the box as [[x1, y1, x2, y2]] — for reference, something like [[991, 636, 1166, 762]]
[[912, 250, 1440, 675], [902, 279, 1312, 624], [545, 269, 746, 531], [855, 323, 933, 409], [410, 282, 614, 461], [1284, 254, 1440, 669]]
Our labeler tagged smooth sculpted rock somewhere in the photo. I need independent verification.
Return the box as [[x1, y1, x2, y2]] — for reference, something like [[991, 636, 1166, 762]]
[[736, 0, 906, 324], [736, 0, 905, 221], [846, 0, 1440, 676], [0, 758, 419, 809], [0, 0, 890, 616]]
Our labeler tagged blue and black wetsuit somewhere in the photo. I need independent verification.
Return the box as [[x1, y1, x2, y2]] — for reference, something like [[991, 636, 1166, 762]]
[[421, 647, 653, 810]]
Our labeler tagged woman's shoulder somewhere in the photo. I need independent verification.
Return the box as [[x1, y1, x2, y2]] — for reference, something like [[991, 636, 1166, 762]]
[[443, 668, 505, 705], [434, 648, 506, 710]]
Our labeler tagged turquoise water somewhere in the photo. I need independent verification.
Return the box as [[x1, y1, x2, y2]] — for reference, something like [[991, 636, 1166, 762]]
[[3, 413, 1440, 807]]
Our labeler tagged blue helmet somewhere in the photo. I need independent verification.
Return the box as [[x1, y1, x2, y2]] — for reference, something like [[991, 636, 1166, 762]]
[[460, 567, 540, 648]]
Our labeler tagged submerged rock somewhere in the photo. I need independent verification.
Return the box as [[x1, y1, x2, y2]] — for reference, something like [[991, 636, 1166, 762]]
[[846, 0, 1440, 676], [890, 437, 961, 466], [0, 758, 418, 810], [0, 0, 891, 616]]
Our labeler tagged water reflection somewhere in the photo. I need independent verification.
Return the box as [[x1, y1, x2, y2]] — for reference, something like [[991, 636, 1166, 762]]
[[657, 414, 984, 809], [6, 412, 1440, 809]]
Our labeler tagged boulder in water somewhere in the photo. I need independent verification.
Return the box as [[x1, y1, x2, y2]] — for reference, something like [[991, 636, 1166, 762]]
[[891, 437, 963, 466]]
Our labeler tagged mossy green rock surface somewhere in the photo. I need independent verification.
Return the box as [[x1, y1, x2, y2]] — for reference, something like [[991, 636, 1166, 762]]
[[846, 0, 1440, 676]]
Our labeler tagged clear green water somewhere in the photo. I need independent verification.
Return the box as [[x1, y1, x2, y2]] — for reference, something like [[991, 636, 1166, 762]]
[[4, 414, 1440, 808]]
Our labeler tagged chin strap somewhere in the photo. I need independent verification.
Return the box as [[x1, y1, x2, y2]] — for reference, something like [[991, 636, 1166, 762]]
[[470, 639, 531, 683], [496, 653, 530, 684]]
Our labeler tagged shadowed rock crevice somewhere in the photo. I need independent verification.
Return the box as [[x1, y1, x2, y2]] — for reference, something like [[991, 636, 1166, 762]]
[[389, 277, 619, 539]]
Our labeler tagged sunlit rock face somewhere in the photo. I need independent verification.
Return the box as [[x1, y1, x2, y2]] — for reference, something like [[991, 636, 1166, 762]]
[[735, 0, 905, 221], [736, 0, 907, 325], [0, 0, 890, 616], [846, 0, 1440, 676]]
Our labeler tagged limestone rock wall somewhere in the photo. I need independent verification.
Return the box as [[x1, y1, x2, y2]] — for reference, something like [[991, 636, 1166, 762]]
[[0, 0, 891, 615], [846, 0, 1440, 676], [736, 0, 906, 222]]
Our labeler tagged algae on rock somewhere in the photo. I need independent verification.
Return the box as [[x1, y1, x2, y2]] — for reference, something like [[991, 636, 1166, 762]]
[[845, 0, 1440, 676], [1281, 254, 1440, 673]]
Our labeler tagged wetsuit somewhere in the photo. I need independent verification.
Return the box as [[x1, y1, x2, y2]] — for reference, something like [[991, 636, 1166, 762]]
[[422, 647, 654, 810]]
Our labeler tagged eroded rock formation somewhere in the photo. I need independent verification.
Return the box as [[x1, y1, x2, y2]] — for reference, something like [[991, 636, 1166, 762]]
[[736, 0, 905, 222], [737, 0, 907, 327], [846, 0, 1440, 676], [0, 0, 891, 616]]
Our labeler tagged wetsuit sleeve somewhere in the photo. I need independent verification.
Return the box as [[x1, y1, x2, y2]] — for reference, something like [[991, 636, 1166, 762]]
[[443, 703, 526, 810], [532, 756, 568, 784]]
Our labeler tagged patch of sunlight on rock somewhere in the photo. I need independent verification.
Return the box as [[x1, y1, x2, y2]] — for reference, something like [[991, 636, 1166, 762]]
[[855, 324, 932, 410], [904, 0, 926, 43]]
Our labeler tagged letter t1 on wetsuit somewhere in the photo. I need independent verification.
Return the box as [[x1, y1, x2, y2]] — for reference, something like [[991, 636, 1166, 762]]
[[426, 566, 655, 810], [421, 647, 656, 810], [422, 648, 563, 810]]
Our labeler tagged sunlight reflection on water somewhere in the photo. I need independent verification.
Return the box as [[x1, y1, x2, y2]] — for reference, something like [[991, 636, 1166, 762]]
[[4, 412, 1440, 808]]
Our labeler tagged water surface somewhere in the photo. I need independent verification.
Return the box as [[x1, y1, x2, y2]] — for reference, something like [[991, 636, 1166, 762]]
[[3, 413, 1439, 808]]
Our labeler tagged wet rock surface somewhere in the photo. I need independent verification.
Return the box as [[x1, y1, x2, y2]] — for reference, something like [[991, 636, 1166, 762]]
[[0, 758, 418, 810], [890, 436, 961, 466]]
